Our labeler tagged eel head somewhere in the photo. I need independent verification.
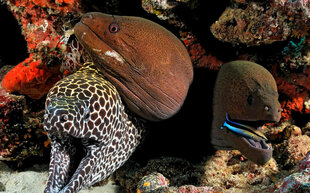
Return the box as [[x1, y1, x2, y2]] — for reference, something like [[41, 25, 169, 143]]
[[212, 61, 282, 165]]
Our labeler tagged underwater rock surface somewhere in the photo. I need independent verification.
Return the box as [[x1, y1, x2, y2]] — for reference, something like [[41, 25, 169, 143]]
[[0, 0, 309, 192], [0, 161, 121, 193]]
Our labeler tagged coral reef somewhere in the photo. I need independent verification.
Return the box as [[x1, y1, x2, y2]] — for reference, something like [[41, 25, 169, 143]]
[[0, 0, 309, 192], [273, 135, 310, 168], [209, 0, 310, 122], [142, 0, 223, 69], [298, 151, 310, 172], [211, 2, 292, 46], [137, 172, 221, 193], [275, 168, 310, 193], [115, 157, 202, 193], [1, 0, 82, 99], [0, 66, 48, 166], [116, 149, 310, 192], [2, 54, 61, 99], [200, 150, 279, 192], [211, 1, 310, 46]]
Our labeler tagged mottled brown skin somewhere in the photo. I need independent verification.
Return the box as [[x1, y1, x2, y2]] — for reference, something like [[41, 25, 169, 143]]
[[74, 12, 193, 121], [212, 61, 282, 165]]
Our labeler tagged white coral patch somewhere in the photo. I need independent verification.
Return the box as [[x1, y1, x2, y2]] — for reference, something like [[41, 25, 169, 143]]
[[104, 50, 124, 63]]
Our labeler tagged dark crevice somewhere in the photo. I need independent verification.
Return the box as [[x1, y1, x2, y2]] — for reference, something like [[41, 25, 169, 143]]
[[0, 3, 28, 68]]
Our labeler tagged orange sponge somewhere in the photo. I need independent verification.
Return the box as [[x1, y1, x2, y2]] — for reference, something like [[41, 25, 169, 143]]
[[2, 54, 61, 99]]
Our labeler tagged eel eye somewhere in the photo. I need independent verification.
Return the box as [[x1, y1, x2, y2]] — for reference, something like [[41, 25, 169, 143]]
[[61, 114, 69, 122], [109, 23, 120, 33], [264, 106, 270, 111], [247, 95, 254, 105], [83, 107, 91, 121]]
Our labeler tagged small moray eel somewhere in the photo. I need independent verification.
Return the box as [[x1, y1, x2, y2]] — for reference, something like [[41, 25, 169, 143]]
[[212, 60, 282, 165], [44, 62, 142, 193], [74, 12, 193, 121]]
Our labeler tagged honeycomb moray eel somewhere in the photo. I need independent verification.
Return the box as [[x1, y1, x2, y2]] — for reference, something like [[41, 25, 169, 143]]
[[44, 62, 142, 193], [212, 60, 282, 165], [74, 12, 193, 121]]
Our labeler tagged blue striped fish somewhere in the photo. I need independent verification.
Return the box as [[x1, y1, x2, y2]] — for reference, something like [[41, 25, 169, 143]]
[[221, 114, 267, 141]]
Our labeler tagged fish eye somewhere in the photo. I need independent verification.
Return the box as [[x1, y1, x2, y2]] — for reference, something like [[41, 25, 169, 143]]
[[247, 95, 254, 105], [264, 106, 270, 111], [109, 23, 120, 33], [60, 114, 69, 122], [83, 107, 91, 121]]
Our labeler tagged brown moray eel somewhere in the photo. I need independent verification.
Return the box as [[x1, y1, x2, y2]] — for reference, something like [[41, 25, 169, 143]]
[[212, 60, 282, 165], [74, 12, 193, 121]]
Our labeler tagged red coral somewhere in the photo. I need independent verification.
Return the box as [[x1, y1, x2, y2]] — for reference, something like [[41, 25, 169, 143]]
[[2, 54, 61, 99], [272, 65, 310, 120], [1, 0, 82, 99], [183, 33, 223, 70]]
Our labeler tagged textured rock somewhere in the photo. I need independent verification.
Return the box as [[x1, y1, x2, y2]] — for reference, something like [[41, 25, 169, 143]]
[[200, 150, 279, 192], [275, 168, 310, 193], [298, 151, 310, 172], [137, 172, 221, 193], [274, 135, 310, 168], [0, 66, 48, 166], [211, 2, 292, 46], [1, 0, 82, 99], [115, 157, 202, 193]]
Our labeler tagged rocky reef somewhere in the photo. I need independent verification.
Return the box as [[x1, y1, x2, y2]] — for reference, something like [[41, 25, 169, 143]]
[[0, 0, 309, 192]]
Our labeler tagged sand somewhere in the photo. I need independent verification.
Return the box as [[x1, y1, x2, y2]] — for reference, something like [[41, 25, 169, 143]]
[[0, 161, 121, 193]]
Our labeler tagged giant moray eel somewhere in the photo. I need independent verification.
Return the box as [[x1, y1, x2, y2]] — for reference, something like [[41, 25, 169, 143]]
[[212, 60, 282, 165], [74, 12, 193, 121], [44, 62, 142, 193]]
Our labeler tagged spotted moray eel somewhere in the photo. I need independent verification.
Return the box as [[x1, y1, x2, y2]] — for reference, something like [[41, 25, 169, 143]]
[[44, 62, 142, 193]]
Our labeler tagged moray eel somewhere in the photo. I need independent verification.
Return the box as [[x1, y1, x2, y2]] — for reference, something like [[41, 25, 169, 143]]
[[212, 60, 282, 165], [74, 12, 193, 121], [44, 62, 142, 193]]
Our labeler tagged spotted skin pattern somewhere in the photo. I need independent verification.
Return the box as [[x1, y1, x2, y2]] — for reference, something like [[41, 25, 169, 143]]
[[44, 62, 142, 193]]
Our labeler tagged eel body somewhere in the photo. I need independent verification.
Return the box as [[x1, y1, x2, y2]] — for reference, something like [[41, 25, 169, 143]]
[[44, 62, 141, 193], [74, 12, 193, 121], [212, 60, 282, 165]]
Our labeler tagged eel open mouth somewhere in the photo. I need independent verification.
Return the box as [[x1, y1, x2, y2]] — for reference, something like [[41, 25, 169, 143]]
[[221, 114, 272, 151], [45, 130, 100, 193], [220, 114, 274, 165]]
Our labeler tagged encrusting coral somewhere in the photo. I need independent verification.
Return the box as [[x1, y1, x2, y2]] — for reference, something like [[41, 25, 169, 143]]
[[1, 0, 82, 99], [0, 74, 48, 165]]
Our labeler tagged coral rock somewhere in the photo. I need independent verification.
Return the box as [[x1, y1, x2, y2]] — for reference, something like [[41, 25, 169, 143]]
[[1, 0, 82, 99], [137, 172, 221, 193], [211, 2, 292, 46], [115, 157, 202, 193], [274, 135, 310, 168], [298, 151, 310, 172], [137, 173, 170, 193], [0, 82, 47, 165], [200, 150, 279, 192], [276, 168, 310, 193], [2, 54, 61, 99], [183, 33, 222, 69]]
